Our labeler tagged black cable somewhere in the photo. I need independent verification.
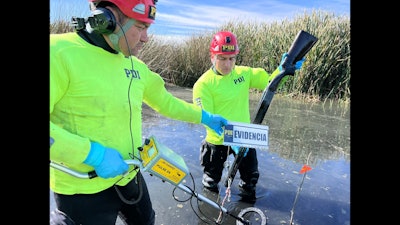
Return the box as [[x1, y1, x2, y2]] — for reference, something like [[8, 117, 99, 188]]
[[169, 173, 225, 224], [114, 167, 142, 205], [114, 20, 142, 204]]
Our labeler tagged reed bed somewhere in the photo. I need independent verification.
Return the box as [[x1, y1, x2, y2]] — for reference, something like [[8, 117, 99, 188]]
[[50, 9, 350, 104]]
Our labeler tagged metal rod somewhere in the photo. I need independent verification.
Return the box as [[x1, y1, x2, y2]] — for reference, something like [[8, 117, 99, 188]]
[[49, 159, 142, 179], [177, 183, 228, 213]]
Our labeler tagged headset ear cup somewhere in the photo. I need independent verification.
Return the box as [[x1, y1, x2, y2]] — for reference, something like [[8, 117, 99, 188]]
[[88, 7, 116, 34]]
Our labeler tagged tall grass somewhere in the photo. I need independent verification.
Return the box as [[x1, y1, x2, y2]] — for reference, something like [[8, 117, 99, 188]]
[[50, 10, 350, 104]]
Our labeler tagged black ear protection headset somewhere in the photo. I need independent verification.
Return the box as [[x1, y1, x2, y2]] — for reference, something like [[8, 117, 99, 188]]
[[71, 7, 116, 34], [71, 5, 137, 53], [87, 8, 116, 34]]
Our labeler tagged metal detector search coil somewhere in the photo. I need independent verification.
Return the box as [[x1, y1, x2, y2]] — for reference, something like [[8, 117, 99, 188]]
[[139, 136, 189, 185]]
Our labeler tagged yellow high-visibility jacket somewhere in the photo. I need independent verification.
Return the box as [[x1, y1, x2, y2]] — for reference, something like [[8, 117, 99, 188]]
[[50, 32, 201, 194], [192, 65, 281, 145]]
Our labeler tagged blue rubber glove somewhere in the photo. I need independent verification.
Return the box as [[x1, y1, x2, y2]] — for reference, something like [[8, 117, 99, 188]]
[[231, 146, 249, 157], [201, 109, 228, 136], [295, 57, 305, 70], [84, 142, 129, 179], [278, 53, 305, 71]]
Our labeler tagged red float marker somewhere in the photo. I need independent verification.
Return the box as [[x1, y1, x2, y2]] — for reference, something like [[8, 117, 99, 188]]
[[299, 164, 312, 174]]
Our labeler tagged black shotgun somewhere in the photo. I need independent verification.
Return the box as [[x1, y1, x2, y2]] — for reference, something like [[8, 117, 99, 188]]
[[224, 30, 318, 188]]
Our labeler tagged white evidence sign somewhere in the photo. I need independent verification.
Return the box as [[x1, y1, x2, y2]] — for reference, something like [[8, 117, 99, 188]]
[[223, 121, 269, 150]]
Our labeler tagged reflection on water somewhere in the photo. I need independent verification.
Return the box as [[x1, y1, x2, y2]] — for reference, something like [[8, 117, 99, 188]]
[[250, 94, 350, 167]]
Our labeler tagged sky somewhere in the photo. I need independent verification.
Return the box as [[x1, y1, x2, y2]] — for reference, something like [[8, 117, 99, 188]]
[[50, 0, 350, 41]]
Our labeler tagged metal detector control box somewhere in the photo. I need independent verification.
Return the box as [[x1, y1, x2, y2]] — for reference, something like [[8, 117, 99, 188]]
[[139, 136, 189, 185]]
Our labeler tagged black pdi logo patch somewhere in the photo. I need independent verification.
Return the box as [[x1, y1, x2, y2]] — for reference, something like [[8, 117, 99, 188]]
[[222, 45, 236, 52], [148, 6, 156, 20]]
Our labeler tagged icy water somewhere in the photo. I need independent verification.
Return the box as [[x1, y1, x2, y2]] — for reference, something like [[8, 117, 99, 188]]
[[50, 86, 350, 225]]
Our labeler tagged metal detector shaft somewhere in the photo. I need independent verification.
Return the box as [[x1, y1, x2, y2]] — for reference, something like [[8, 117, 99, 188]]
[[50, 160, 249, 224], [49, 159, 142, 179], [50, 161, 229, 214], [177, 183, 227, 213], [51, 160, 229, 214], [224, 30, 318, 188], [176, 183, 249, 224]]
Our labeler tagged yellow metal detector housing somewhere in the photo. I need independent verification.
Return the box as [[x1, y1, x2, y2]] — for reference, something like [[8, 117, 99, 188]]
[[139, 136, 189, 185]]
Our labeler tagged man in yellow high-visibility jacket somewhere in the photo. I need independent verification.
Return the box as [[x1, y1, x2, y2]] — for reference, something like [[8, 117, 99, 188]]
[[50, 1, 228, 224], [193, 31, 304, 202]]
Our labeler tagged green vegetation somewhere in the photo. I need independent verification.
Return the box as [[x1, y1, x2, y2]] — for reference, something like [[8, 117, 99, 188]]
[[50, 10, 350, 104]]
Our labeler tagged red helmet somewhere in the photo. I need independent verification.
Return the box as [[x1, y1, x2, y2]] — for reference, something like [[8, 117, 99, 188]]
[[89, 0, 157, 24], [210, 31, 239, 55]]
